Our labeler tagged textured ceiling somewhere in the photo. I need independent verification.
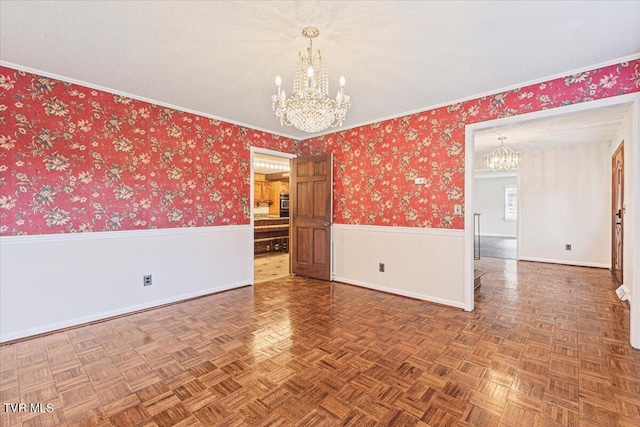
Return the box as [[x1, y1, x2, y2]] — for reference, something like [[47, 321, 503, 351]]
[[1, 1, 639, 140], [474, 103, 632, 155]]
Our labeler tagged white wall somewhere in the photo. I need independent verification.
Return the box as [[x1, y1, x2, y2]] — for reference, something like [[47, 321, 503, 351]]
[[0, 226, 252, 342], [332, 224, 465, 308], [518, 141, 611, 267], [473, 175, 517, 237]]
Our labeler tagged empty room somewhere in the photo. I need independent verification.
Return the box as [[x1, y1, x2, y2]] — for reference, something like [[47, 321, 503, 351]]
[[1, 2, 639, 426]]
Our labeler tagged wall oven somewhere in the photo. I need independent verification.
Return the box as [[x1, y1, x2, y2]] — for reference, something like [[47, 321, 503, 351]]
[[280, 193, 289, 217]]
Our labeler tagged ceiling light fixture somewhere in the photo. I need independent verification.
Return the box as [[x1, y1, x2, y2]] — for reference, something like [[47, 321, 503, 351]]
[[253, 160, 290, 172], [272, 26, 351, 133], [484, 137, 520, 171]]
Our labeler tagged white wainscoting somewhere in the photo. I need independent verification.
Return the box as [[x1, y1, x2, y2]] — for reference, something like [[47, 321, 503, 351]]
[[0, 226, 253, 342], [332, 224, 466, 308]]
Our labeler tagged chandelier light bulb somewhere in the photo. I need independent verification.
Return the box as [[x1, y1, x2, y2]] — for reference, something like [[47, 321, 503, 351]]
[[307, 67, 314, 78], [340, 76, 345, 87], [275, 75, 281, 86]]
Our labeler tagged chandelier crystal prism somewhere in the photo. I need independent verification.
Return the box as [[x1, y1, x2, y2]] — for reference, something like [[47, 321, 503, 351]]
[[484, 137, 520, 171], [272, 26, 351, 133]]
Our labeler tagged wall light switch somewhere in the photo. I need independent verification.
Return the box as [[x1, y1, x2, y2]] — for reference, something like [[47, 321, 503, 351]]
[[414, 177, 426, 185], [454, 205, 462, 215]]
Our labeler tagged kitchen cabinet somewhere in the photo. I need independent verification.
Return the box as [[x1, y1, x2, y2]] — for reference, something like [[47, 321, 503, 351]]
[[254, 218, 289, 254], [254, 179, 273, 205], [255, 173, 288, 211]]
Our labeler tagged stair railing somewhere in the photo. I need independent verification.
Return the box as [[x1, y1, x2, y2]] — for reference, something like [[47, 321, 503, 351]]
[[474, 213, 481, 260]]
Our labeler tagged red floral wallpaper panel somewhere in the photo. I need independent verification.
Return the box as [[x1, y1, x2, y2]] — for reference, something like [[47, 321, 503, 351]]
[[1, 59, 639, 236], [305, 59, 640, 229], [0, 67, 299, 235]]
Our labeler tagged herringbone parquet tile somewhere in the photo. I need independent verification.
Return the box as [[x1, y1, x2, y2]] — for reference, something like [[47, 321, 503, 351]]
[[1, 258, 638, 426]]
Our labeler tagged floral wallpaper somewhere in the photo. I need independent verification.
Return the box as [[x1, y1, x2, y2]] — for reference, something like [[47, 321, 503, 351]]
[[305, 59, 640, 228], [1, 59, 639, 236], [0, 66, 298, 235]]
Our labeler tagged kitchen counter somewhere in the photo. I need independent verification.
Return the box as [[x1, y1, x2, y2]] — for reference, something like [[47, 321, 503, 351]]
[[255, 217, 289, 224]]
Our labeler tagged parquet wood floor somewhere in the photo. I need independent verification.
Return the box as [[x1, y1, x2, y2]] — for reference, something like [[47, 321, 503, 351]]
[[1, 258, 638, 426]]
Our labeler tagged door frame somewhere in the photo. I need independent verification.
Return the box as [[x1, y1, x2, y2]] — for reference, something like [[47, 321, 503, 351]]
[[472, 169, 520, 261], [464, 92, 640, 349], [250, 147, 297, 285]]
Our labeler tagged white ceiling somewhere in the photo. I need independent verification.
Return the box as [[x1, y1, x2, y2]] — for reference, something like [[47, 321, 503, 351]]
[[474, 103, 631, 155], [1, 1, 639, 140]]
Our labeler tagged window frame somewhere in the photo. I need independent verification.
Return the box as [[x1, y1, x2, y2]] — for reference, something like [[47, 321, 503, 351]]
[[504, 185, 518, 221]]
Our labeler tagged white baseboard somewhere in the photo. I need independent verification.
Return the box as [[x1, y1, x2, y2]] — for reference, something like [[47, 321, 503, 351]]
[[333, 276, 465, 309], [518, 256, 610, 269], [480, 233, 516, 238], [0, 281, 249, 343]]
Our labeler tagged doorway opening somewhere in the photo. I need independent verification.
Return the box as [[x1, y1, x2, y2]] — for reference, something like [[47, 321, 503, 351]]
[[464, 94, 639, 349], [251, 147, 296, 283], [472, 166, 518, 261]]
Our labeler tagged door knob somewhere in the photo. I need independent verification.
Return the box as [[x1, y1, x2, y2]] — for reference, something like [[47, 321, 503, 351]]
[[323, 221, 330, 227]]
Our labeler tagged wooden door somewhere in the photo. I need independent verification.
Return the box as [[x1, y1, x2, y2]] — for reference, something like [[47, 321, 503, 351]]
[[290, 154, 332, 281], [611, 142, 624, 284]]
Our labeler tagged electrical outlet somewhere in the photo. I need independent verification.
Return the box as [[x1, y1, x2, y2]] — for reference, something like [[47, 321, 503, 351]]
[[565, 244, 572, 251], [379, 263, 385, 273], [414, 177, 426, 185], [143, 274, 152, 286], [454, 205, 462, 215]]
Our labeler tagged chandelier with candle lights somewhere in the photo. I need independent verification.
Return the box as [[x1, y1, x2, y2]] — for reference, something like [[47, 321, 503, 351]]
[[272, 26, 351, 133]]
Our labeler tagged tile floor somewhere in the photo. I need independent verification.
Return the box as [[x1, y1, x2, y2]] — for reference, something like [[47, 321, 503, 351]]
[[254, 253, 289, 283], [476, 236, 517, 260]]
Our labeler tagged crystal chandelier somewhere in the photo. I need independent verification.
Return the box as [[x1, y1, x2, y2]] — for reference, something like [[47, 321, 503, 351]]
[[484, 137, 520, 171], [272, 26, 351, 133]]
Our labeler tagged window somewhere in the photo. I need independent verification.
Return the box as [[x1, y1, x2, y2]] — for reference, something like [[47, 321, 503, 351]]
[[504, 185, 517, 220]]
